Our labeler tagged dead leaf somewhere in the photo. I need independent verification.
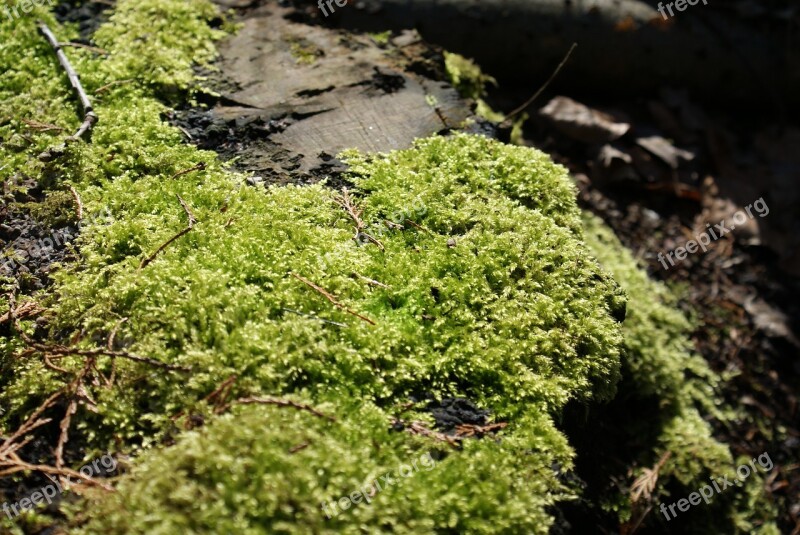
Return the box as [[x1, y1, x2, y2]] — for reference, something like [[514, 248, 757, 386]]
[[540, 96, 630, 144], [636, 135, 694, 169]]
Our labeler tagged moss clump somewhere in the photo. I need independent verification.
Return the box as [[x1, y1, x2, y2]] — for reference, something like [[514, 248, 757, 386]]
[[0, 0, 774, 532], [288, 37, 322, 65], [580, 213, 778, 533], [4, 132, 626, 444], [77, 401, 574, 534]]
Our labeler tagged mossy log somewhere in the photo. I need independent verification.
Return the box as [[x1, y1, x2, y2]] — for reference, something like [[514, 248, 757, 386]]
[[196, 2, 472, 180]]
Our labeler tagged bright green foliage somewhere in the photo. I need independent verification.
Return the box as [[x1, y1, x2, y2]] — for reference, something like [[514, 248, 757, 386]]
[[1, 1, 626, 530], [444, 52, 504, 123], [77, 402, 573, 534], [0, 0, 775, 532], [444, 52, 497, 102], [580, 213, 777, 532]]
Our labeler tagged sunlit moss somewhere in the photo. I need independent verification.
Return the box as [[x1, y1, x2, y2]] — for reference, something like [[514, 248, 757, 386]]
[[0, 0, 776, 532]]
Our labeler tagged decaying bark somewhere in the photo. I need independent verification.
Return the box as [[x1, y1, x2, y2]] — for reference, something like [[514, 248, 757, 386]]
[[192, 3, 474, 181]]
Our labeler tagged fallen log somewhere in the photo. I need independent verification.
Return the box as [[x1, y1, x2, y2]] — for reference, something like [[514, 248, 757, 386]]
[[331, 0, 800, 116]]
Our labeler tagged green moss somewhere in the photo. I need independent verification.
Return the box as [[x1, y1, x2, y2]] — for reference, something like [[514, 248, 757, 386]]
[[0, 0, 774, 532], [25, 190, 78, 227], [580, 213, 777, 532], [288, 38, 322, 65], [444, 52, 496, 103], [369, 30, 392, 46], [76, 401, 573, 534]]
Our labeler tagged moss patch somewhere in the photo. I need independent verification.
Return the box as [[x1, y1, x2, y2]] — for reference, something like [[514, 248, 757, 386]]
[[0, 0, 777, 532]]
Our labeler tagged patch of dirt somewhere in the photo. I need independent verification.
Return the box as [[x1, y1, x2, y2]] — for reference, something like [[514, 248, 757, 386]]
[[0, 177, 81, 293]]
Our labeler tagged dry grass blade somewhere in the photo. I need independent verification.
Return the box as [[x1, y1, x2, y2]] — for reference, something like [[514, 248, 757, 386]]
[[291, 272, 376, 325], [236, 396, 336, 422], [140, 194, 197, 269]]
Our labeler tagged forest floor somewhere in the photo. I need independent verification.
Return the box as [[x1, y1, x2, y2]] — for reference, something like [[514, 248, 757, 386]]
[[1, 0, 797, 532]]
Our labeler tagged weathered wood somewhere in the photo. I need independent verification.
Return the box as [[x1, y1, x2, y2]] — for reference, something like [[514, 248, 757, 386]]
[[205, 3, 472, 179]]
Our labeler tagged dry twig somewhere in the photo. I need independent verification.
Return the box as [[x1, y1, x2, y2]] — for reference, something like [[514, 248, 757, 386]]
[[139, 194, 196, 269], [392, 418, 507, 448], [454, 422, 508, 438], [94, 79, 134, 95], [504, 42, 577, 121], [290, 272, 376, 326], [68, 185, 83, 221], [236, 396, 336, 422], [352, 272, 391, 289], [289, 441, 310, 454], [37, 22, 98, 160], [403, 219, 431, 234], [281, 307, 347, 328], [60, 42, 108, 55], [22, 119, 64, 132], [170, 162, 206, 180], [0, 300, 43, 324], [391, 418, 460, 448]]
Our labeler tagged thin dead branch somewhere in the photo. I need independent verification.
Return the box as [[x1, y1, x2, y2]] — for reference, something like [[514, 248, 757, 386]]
[[504, 42, 577, 121], [139, 194, 196, 269], [454, 422, 508, 438], [22, 119, 64, 132], [37, 22, 98, 160], [170, 161, 206, 180], [205, 374, 238, 414], [43, 345, 190, 372], [289, 441, 310, 454], [290, 272, 376, 326], [236, 396, 336, 422], [351, 272, 391, 289], [392, 418, 507, 448], [403, 219, 430, 234], [392, 418, 460, 448], [281, 307, 347, 328], [106, 317, 128, 351], [94, 79, 134, 95], [0, 300, 43, 324], [60, 42, 108, 55], [6, 294, 187, 372]]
